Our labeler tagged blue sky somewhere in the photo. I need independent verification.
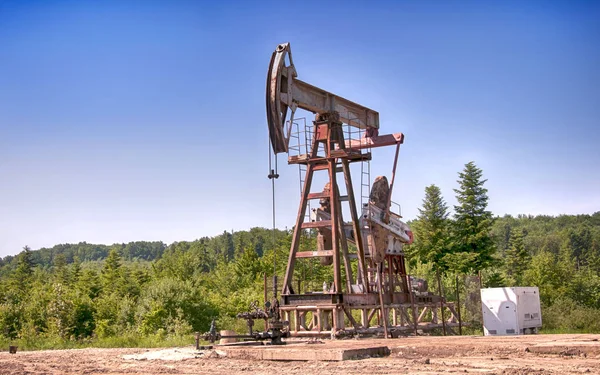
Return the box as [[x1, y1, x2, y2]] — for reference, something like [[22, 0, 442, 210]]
[[1, 0, 598, 257]]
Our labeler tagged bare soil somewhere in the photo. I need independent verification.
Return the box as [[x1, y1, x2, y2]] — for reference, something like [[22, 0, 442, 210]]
[[1, 334, 599, 374]]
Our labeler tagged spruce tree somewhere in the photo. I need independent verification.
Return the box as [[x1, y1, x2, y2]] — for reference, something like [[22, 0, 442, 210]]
[[77, 269, 101, 299], [409, 185, 451, 272], [485, 271, 505, 287], [12, 245, 35, 289], [504, 229, 530, 286], [101, 249, 122, 292], [71, 256, 82, 284], [452, 162, 496, 273], [53, 253, 70, 284]]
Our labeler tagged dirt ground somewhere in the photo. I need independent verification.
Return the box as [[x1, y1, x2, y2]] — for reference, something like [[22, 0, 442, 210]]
[[1, 334, 599, 375]]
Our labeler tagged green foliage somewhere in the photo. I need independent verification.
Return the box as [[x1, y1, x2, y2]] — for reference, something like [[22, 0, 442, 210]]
[[452, 162, 496, 273], [504, 229, 530, 286], [566, 268, 600, 309], [136, 278, 215, 335], [0, 227, 292, 349], [11, 246, 35, 294], [484, 271, 505, 288], [101, 249, 122, 292], [408, 185, 452, 273], [542, 297, 600, 332]]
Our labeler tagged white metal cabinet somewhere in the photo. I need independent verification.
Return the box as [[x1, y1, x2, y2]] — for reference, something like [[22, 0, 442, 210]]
[[481, 287, 542, 336]]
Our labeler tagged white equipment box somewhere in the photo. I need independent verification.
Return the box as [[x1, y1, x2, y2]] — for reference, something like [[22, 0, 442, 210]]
[[480, 287, 542, 336]]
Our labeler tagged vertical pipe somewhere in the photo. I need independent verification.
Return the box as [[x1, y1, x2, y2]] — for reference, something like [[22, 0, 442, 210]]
[[436, 268, 447, 336], [478, 270, 484, 336], [264, 273, 269, 330], [377, 263, 389, 339], [384, 142, 401, 222], [408, 273, 418, 336], [387, 255, 394, 300], [328, 123, 342, 294], [456, 274, 462, 335]]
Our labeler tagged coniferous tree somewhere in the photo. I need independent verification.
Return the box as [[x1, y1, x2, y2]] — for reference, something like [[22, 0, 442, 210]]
[[409, 185, 451, 273], [584, 238, 600, 274], [234, 247, 261, 282], [53, 253, 70, 284], [71, 256, 82, 284], [485, 271, 505, 287], [11, 246, 35, 291], [101, 249, 122, 292], [452, 162, 496, 274], [78, 269, 101, 299], [504, 229, 530, 286]]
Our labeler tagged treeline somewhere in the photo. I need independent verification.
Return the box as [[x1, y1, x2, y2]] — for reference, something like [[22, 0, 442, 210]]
[[0, 228, 291, 348], [0, 241, 166, 278], [0, 226, 288, 275]]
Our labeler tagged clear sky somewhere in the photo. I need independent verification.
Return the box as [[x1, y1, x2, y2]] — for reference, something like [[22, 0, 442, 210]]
[[1, 0, 599, 257]]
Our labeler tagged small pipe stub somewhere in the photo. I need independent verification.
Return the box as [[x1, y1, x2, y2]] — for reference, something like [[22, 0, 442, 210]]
[[9, 345, 17, 354]]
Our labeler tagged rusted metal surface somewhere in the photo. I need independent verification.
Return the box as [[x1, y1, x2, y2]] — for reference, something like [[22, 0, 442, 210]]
[[345, 132, 404, 150], [266, 43, 379, 155], [204, 301, 290, 345]]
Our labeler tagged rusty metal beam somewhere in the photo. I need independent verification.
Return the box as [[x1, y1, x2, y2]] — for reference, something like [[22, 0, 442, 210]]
[[296, 250, 334, 258], [345, 133, 404, 151], [282, 162, 315, 295], [301, 220, 332, 229], [281, 78, 379, 129]]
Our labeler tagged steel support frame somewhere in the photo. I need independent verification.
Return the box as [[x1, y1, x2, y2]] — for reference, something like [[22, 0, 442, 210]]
[[281, 301, 461, 337], [282, 113, 363, 296], [280, 111, 458, 337]]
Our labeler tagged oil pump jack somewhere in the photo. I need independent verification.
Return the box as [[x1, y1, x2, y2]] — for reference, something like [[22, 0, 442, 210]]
[[266, 43, 460, 338]]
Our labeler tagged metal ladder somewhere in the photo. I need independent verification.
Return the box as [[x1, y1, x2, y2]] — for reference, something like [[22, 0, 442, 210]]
[[360, 143, 371, 209], [359, 128, 372, 268], [289, 118, 312, 223]]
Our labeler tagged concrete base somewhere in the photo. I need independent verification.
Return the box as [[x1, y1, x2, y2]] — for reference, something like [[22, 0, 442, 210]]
[[220, 341, 390, 361]]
